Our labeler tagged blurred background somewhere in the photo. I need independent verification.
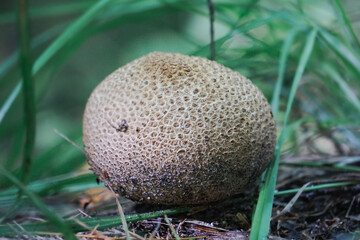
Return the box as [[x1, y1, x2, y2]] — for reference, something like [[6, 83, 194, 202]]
[[0, 0, 359, 237], [1, 0, 360, 184], [1, 0, 360, 188]]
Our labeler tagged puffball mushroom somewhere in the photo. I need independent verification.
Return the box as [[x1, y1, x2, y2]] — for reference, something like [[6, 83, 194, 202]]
[[83, 52, 276, 205]]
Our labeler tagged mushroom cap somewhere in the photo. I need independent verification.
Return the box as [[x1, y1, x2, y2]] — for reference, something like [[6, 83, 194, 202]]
[[83, 52, 276, 205]]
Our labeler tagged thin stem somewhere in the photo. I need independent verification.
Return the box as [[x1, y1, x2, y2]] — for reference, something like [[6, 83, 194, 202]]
[[333, 0, 360, 49], [281, 161, 360, 172], [207, 0, 215, 60], [164, 214, 181, 240], [108, 186, 131, 240], [275, 181, 358, 196], [16, 0, 36, 184]]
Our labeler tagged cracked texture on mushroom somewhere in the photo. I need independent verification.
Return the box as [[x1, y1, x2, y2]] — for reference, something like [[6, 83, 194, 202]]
[[83, 52, 276, 205]]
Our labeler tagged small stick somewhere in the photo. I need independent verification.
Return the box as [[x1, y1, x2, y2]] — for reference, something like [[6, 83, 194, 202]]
[[108, 185, 131, 240], [164, 214, 180, 240], [54, 128, 85, 154], [207, 0, 215, 60], [272, 182, 312, 220], [346, 196, 355, 218], [149, 218, 162, 240]]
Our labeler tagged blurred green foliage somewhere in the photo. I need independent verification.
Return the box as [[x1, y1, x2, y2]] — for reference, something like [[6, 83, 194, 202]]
[[0, 0, 359, 238]]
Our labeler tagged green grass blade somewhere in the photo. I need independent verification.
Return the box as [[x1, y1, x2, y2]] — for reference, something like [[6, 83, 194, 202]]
[[164, 214, 181, 240], [0, 172, 96, 196], [5, 123, 24, 170], [322, 64, 360, 113], [281, 161, 360, 172], [192, 15, 279, 58], [275, 181, 358, 196], [0, 165, 76, 239], [333, 0, 360, 49], [0, 22, 67, 82], [32, 0, 112, 74], [0, 54, 18, 80], [0, 0, 113, 127], [0, 206, 193, 237], [112, 190, 131, 240], [0, 82, 21, 124], [0, 1, 97, 24], [281, 117, 310, 143], [249, 29, 317, 240], [234, 15, 277, 32], [279, 29, 317, 145], [271, 28, 298, 117], [0, 172, 100, 211], [16, 0, 36, 184], [319, 30, 360, 77]]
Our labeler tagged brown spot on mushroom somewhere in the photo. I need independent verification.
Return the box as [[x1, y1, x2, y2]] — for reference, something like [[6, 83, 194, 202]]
[[103, 170, 109, 181]]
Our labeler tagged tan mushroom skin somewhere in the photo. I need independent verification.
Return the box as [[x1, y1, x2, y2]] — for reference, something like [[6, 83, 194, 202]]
[[83, 52, 276, 205]]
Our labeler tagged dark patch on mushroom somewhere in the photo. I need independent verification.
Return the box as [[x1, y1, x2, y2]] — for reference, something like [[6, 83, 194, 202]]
[[103, 170, 109, 180], [118, 119, 128, 132], [130, 177, 138, 185], [107, 119, 129, 132]]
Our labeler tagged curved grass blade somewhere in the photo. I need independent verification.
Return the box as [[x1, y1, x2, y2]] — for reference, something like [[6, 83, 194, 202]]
[[192, 15, 279, 58], [322, 64, 360, 113], [32, 0, 113, 74], [0, 22, 67, 82], [333, 0, 360, 49], [0, 173, 99, 210], [319, 30, 360, 78], [271, 28, 298, 117], [249, 29, 317, 240], [0, 165, 76, 239]]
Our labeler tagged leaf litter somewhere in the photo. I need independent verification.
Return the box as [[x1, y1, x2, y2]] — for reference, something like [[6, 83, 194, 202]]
[[1, 154, 359, 239]]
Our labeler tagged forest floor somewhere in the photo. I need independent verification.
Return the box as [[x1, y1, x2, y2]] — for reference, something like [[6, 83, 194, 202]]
[[4, 154, 359, 240]]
